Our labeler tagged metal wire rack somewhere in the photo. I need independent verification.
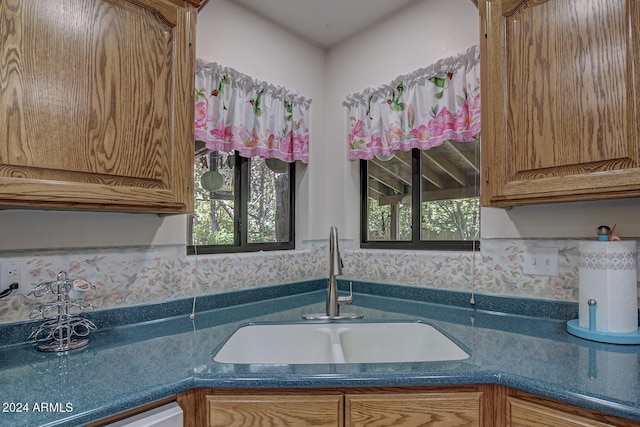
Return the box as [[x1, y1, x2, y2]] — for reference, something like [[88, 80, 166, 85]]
[[28, 271, 97, 352]]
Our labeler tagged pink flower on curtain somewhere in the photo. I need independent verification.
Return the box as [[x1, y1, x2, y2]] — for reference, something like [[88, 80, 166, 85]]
[[427, 107, 455, 138], [410, 124, 429, 142], [194, 99, 209, 128], [279, 132, 293, 153], [230, 125, 247, 146], [293, 132, 309, 154], [208, 121, 226, 141], [349, 120, 368, 149], [249, 129, 264, 148], [267, 133, 278, 149], [454, 103, 472, 131], [386, 123, 402, 145], [467, 93, 481, 134], [370, 133, 382, 150]]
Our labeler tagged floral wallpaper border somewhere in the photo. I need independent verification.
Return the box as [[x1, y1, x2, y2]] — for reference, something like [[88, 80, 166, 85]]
[[343, 240, 582, 301], [0, 239, 637, 325]]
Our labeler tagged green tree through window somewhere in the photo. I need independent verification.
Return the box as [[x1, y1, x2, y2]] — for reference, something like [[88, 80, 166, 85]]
[[188, 149, 294, 254]]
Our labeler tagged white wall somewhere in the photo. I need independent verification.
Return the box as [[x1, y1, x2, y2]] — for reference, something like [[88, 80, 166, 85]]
[[0, 210, 185, 250], [483, 200, 640, 239]]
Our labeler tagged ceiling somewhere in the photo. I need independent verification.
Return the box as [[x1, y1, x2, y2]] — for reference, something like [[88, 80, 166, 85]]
[[228, 0, 419, 48]]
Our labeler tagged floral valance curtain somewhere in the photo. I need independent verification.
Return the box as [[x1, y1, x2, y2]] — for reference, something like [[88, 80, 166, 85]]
[[344, 45, 480, 161], [194, 60, 311, 163]]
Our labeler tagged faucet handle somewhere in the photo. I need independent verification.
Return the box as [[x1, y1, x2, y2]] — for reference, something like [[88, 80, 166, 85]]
[[337, 281, 354, 306]]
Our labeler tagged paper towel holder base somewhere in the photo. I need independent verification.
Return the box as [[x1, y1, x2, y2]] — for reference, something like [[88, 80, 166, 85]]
[[567, 320, 640, 345]]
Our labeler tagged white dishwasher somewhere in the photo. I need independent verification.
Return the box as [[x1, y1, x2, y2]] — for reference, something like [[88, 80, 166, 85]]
[[105, 402, 183, 427]]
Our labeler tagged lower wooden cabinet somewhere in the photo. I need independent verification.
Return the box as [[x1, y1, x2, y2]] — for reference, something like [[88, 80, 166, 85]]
[[176, 386, 640, 427], [346, 392, 483, 427], [506, 396, 611, 427], [178, 387, 488, 427], [503, 392, 640, 427], [206, 394, 343, 427]]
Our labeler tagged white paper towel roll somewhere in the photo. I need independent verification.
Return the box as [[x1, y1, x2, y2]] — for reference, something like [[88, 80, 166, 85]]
[[579, 241, 638, 333]]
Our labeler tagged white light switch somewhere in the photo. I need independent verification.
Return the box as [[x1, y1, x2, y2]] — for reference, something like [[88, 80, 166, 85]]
[[523, 247, 559, 276]]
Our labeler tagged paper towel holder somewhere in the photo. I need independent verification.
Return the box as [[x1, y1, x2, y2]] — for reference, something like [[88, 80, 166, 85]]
[[568, 296, 640, 344], [567, 236, 640, 345], [567, 319, 640, 344]]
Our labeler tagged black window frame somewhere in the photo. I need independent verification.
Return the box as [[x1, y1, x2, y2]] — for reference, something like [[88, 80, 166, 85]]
[[360, 148, 479, 251], [188, 151, 295, 255]]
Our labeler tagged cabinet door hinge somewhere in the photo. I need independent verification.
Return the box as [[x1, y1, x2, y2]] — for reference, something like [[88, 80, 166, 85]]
[[484, 1, 490, 38], [187, 10, 193, 48]]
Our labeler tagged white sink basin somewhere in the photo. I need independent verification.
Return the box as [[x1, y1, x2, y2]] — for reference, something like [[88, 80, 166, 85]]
[[213, 321, 469, 364]]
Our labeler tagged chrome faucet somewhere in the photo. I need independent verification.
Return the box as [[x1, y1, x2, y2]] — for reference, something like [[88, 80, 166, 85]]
[[304, 226, 363, 320]]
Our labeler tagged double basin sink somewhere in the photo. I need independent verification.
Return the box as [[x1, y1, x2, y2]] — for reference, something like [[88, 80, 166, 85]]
[[213, 321, 469, 364]]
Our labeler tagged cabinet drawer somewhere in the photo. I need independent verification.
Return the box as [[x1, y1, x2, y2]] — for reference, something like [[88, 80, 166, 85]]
[[506, 397, 613, 427], [207, 394, 343, 427], [346, 392, 484, 427]]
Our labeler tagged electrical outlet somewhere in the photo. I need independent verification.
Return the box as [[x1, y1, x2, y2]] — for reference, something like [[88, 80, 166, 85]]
[[0, 262, 27, 294], [523, 247, 559, 276]]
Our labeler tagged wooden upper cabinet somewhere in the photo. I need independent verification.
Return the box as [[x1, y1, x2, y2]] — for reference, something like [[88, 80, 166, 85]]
[[480, 0, 640, 206], [0, 0, 195, 213]]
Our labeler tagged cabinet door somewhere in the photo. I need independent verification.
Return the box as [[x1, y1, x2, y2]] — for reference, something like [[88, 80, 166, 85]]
[[481, 0, 640, 206], [0, 0, 194, 213], [506, 397, 616, 427], [206, 394, 344, 427], [346, 392, 484, 427]]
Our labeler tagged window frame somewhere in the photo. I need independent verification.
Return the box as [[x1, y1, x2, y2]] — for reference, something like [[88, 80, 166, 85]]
[[360, 148, 479, 251], [187, 152, 295, 255]]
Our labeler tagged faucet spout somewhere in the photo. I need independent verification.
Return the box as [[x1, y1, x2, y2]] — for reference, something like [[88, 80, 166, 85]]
[[303, 226, 363, 320], [329, 226, 343, 277]]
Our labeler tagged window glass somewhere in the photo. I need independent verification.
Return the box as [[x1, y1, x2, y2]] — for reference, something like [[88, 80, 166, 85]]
[[419, 140, 479, 241], [365, 152, 412, 241], [362, 143, 479, 250], [189, 150, 294, 254], [192, 150, 236, 246], [248, 157, 291, 243]]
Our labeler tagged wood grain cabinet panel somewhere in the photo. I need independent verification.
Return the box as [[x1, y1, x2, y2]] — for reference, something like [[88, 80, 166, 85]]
[[480, 0, 640, 206], [206, 394, 344, 427], [176, 387, 640, 427], [0, 0, 194, 213], [345, 392, 484, 427], [506, 396, 617, 427]]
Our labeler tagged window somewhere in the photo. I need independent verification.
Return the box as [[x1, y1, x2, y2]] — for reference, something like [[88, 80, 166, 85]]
[[191, 61, 309, 255], [346, 46, 481, 251], [360, 142, 479, 250], [188, 146, 295, 255]]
